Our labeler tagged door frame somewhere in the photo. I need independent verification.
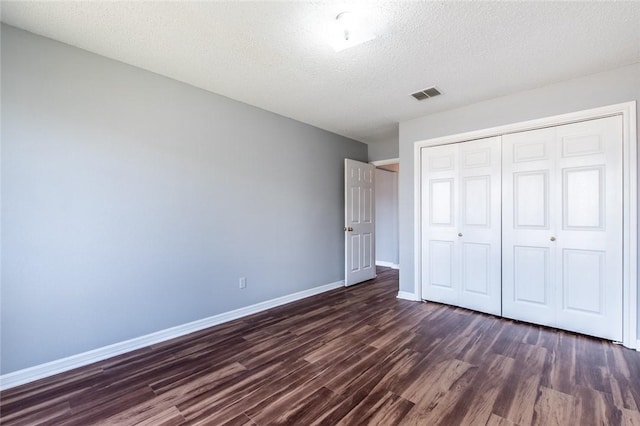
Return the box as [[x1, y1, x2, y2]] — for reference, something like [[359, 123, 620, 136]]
[[413, 101, 637, 349], [371, 158, 400, 269]]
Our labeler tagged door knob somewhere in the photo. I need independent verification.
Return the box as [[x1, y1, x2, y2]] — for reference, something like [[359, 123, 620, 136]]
[[344, 227, 353, 232], [550, 236, 556, 242], [458, 233, 463, 237]]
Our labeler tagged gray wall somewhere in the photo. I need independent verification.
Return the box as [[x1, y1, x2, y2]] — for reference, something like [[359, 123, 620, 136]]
[[368, 139, 399, 162], [375, 169, 399, 265], [399, 62, 640, 336], [0, 24, 367, 374]]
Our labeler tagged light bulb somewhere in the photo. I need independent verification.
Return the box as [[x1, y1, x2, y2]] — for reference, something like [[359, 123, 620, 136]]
[[336, 11, 355, 41], [328, 10, 376, 52]]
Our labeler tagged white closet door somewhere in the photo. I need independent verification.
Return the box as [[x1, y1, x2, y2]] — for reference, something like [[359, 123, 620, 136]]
[[502, 128, 557, 326], [554, 117, 622, 340], [421, 137, 502, 315], [421, 143, 459, 306], [458, 139, 502, 315], [502, 116, 623, 341]]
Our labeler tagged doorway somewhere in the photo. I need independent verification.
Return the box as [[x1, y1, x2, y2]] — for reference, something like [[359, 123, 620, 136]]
[[372, 159, 399, 270]]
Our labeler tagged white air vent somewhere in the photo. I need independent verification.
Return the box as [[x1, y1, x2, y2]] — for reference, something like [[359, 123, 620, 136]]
[[411, 86, 442, 101]]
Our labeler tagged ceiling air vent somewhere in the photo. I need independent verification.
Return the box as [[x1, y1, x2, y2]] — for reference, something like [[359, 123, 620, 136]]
[[411, 86, 442, 101]]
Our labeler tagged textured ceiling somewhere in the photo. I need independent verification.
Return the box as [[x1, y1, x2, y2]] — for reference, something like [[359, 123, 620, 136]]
[[2, 1, 639, 148]]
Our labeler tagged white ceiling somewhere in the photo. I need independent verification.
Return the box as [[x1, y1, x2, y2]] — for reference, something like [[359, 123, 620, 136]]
[[2, 1, 639, 148]]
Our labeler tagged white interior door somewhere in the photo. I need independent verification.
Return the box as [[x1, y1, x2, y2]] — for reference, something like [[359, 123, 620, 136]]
[[345, 159, 376, 286], [502, 116, 623, 341], [421, 137, 502, 315]]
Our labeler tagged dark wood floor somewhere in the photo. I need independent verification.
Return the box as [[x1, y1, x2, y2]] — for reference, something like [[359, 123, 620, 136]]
[[2, 267, 640, 425]]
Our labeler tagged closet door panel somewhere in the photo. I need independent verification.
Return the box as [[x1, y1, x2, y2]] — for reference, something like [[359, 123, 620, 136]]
[[421, 144, 460, 306], [554, 116, 622, 341], [513, 246, 550, 305], [461, 242, 490, 294], [503, 116, 623, 341], [562, 249, 605, 314], [429, 240, 455, 289], [462, 176, 490, 226], [457, 138, 502, 315], [502, 128, 557, 325], [421, 137, 501, 316], [430, 179, 455, 225], [513, 171, 549, 228]]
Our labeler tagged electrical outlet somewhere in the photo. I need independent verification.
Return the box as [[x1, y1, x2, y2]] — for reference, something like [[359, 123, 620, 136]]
[[239, 277, 247, 289]]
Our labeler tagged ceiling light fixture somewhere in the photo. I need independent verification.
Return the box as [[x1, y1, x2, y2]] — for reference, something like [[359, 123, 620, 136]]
[[337, 12, 355, 41], [329, 11, 376, 52]]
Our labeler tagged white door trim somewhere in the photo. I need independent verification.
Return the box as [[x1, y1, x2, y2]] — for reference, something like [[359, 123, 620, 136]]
[[371, 158, 400, 167], [413, 101, 637, 349]]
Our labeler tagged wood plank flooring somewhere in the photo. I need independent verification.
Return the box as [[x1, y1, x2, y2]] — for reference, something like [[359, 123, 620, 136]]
[[2, 267, 640, 425]]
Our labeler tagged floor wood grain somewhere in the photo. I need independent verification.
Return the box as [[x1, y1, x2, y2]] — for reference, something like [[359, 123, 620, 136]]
[[2, 267, 640, 425]]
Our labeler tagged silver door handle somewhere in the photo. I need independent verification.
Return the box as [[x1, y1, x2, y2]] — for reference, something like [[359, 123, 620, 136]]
[[344, 227, 353, 232], [458, 232, 463, 237], [550, 236, 556, 242]]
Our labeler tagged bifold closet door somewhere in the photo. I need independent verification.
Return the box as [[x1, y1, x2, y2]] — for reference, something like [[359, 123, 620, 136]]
[[502, 116, 623, 341], [421, 137, 502, 316]]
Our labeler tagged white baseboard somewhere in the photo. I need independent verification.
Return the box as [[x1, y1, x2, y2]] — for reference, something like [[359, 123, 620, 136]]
[[375, 261, 400, 269], [0, 280, 345, 391], [397, 291, 420, 301]]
